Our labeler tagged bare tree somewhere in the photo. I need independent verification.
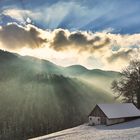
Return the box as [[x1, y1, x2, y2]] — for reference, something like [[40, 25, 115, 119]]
[[111, 59, 140, 108]]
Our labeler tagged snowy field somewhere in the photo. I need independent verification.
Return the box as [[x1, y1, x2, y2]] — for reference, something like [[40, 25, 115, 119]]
[[29, 119, 140, 140]]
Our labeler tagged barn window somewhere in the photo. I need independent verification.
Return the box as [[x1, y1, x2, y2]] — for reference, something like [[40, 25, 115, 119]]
[[98, 118, 100, 121]]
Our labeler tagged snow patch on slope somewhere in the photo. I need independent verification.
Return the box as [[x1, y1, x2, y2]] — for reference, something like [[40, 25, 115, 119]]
[[29, 119, 140, 140]]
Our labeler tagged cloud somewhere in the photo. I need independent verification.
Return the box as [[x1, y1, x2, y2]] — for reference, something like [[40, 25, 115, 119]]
[[50, 30, 69, 51], [107, 49, 134, 63], [50, 29, 110, 52], [2, 8, 39, 24], [2, 9, 31, 22], [50, 30, 140, 55], [0, 23, 140, 70], [0, 23, 47, 50]]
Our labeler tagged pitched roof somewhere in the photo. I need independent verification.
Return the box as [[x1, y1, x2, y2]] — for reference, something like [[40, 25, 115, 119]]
[[97, 103, 140, 119]]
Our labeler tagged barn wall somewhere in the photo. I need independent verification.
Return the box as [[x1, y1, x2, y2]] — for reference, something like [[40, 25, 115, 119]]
[[106, 118, 125, 125], [101, 116, 106, 124], [89, 116, 101, 125]]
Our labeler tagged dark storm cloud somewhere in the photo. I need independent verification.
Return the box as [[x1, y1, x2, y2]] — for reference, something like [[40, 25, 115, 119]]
[[0, 23, 47, 50], [50, 29, 110, 52]]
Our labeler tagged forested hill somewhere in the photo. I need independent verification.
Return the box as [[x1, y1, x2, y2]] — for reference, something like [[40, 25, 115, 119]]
[[0, 50, 119, 140]]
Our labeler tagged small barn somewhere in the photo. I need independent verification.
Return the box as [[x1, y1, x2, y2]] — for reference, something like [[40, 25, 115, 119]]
[[88, 103, 140, 125]]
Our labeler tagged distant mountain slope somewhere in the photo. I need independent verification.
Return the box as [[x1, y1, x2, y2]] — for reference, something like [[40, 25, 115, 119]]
[[63, 65, 121, 93], [64, 65, 88, 76], [64, 65, 120, 77], [82, 69, 120, 77], [80, 69, 121, 92]]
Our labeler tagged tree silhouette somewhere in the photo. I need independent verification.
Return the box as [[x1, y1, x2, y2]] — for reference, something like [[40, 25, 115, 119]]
[[111, 60, 140, 108]]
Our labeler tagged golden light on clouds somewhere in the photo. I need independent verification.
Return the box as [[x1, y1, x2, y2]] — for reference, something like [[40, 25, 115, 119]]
[[0, 23, 140, 70]]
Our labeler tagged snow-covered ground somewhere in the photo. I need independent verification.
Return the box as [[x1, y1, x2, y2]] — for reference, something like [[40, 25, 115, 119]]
[[29, 119, 140, 140]]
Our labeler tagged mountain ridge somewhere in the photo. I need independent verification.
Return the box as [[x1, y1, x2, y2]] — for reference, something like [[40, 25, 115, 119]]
[[0, 49, 120, 76]]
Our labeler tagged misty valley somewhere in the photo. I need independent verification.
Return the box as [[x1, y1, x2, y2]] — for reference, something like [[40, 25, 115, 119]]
[[0, 50, 121, 139]]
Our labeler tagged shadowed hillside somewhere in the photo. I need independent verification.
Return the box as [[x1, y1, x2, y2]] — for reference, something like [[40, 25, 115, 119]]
[[0, 50, 117, 139]]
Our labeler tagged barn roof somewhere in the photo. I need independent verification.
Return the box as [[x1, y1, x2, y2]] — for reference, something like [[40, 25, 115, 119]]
[[97, 103, 140, 119]]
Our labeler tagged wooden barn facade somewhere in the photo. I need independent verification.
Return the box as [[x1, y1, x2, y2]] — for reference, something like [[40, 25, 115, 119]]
[[88, 103, 140, 125]]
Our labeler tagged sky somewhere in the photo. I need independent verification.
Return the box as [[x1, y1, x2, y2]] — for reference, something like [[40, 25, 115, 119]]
[[0, 0, 140, 71]]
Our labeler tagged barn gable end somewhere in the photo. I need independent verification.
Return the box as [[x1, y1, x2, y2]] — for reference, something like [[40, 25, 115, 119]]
[[89, 105, 106, 117]]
